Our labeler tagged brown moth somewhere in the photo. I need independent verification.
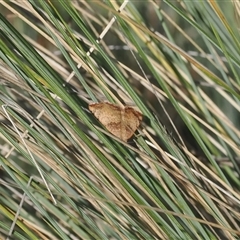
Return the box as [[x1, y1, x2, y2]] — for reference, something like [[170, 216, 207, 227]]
[[89, 102, 142, 141]]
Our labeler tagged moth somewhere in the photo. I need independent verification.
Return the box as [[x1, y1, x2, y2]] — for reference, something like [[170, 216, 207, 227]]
[[89, 102, 142, 141]]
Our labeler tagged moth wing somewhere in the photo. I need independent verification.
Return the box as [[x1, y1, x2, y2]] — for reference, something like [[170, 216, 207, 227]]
[[89, 103, 123, 138], [122, 107, 142, 140], [89, 103, 142, 141]]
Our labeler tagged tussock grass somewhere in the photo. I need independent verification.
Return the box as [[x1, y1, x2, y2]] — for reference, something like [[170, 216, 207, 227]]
[[0, 1, 239, 239]]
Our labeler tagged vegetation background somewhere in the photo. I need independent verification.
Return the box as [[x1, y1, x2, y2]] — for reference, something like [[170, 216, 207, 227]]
[[0, 1, 240, 239]]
